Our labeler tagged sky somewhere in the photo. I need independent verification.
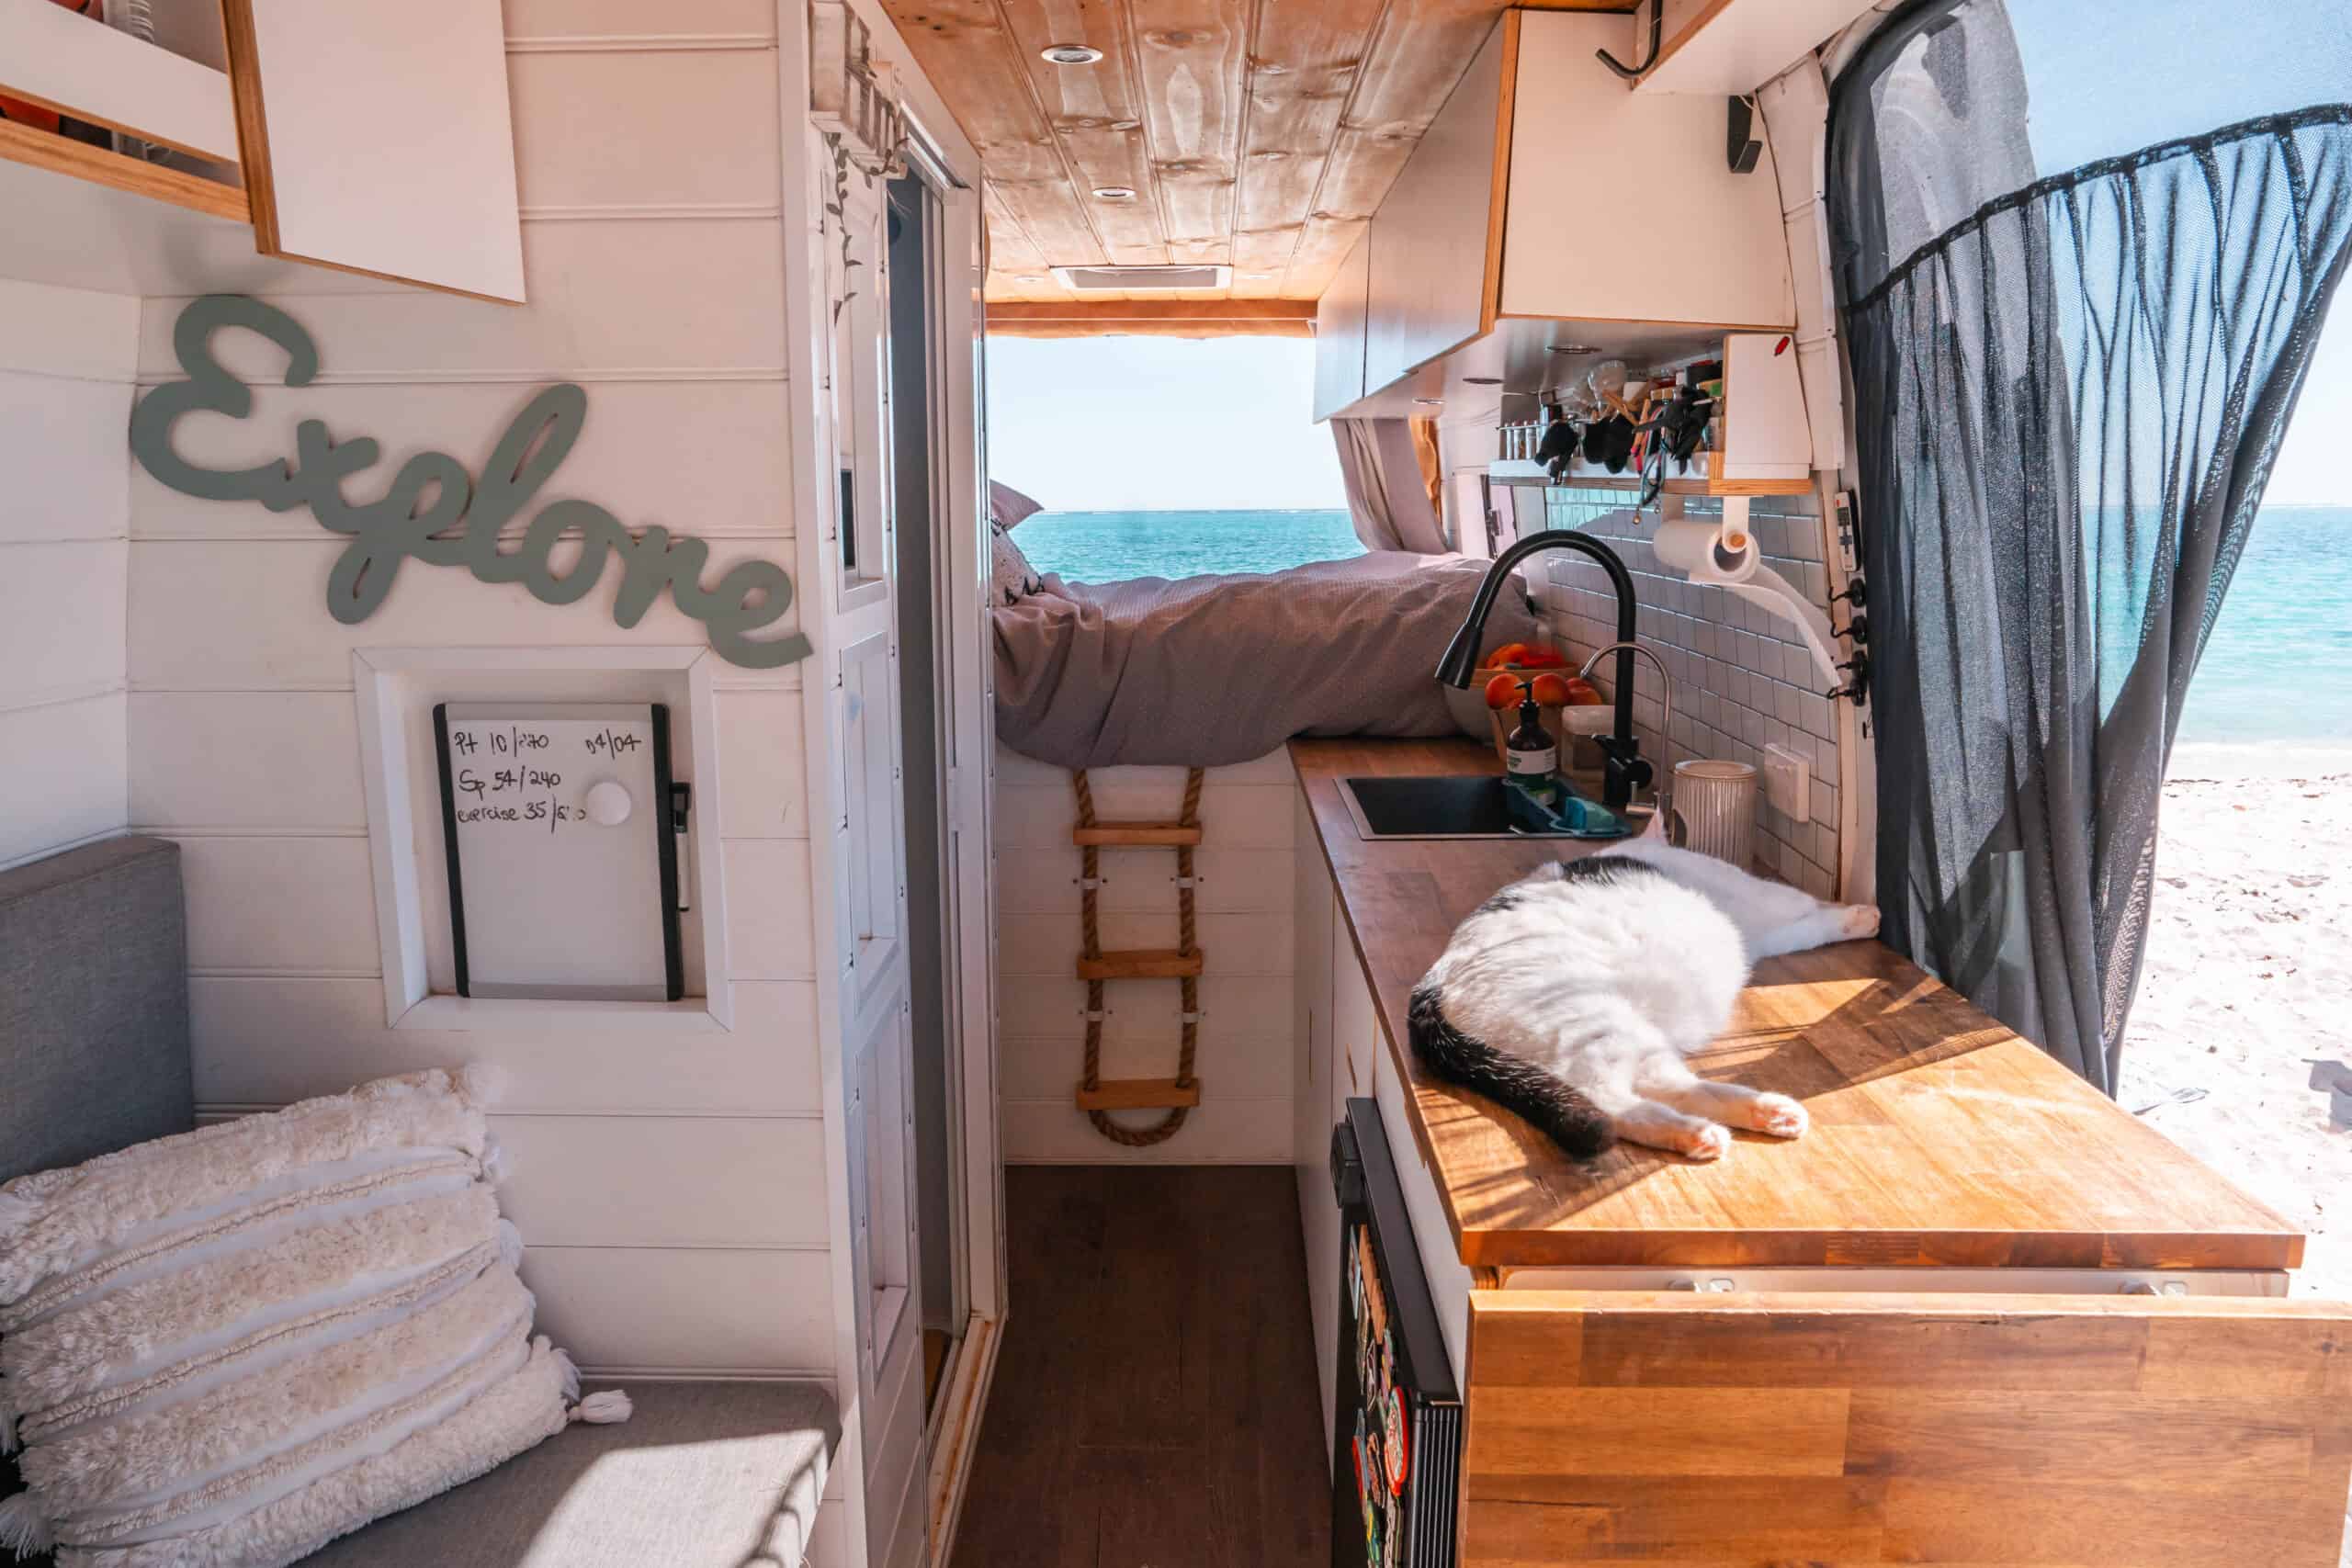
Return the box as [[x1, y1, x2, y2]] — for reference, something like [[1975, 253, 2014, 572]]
[[984, 334, 1344, 512]]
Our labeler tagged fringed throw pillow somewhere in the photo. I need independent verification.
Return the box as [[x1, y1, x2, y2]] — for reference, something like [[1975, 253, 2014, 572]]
[[0, 1068, 627, 1568]]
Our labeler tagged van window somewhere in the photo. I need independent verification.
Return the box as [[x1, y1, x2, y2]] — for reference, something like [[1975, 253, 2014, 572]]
[[986, 335, 1360, 582]]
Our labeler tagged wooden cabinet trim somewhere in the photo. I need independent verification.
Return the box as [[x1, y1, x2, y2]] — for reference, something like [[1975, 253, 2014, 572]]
[[0, 118, 247, 222], [1477, 10, 1520, 340]]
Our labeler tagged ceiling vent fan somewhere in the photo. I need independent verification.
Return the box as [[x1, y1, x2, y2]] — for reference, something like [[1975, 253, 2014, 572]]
[[1050, 264, 1231, 291]]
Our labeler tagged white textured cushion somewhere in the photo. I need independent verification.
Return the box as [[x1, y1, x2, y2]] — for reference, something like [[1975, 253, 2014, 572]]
[[0, 1069, 605, 1568]]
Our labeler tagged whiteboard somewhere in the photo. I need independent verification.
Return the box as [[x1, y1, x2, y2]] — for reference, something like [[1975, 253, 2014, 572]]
[[434, 704, 681, 1001]]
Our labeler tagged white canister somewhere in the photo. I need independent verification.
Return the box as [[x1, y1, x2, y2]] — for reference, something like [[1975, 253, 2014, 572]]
[[1668, 760, 1758, 869]]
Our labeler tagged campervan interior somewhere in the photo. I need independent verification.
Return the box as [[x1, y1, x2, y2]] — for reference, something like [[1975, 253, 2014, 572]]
[[2, 1, 2349, 1566]]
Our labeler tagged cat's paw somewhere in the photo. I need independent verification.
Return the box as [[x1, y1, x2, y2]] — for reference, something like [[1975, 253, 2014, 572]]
[[1678, 1122, 1733, 1162], [1838, 904, 1881, 941], [1747, 1092, 1809, 1139]]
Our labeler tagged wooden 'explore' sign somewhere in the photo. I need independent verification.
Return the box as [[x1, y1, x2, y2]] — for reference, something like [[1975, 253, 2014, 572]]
[[129, 294, 812, 671]]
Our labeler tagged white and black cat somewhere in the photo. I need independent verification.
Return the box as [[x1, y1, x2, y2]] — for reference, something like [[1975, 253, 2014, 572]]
[[1408, 838, 1880, 1162]]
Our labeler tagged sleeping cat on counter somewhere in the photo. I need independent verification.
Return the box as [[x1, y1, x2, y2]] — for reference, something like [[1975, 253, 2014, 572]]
[[1409, 833, 1881, 1162]]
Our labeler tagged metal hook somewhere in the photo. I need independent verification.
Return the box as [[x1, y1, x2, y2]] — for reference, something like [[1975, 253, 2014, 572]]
[[1595, 1, 1662, 80]]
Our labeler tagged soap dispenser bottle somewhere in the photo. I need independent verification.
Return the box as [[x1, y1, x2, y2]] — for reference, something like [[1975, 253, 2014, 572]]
[[1504, 688, 1559, 807]]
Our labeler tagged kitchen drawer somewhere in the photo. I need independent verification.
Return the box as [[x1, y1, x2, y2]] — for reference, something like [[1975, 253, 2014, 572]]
[[1460, 1288, 2352, 1567]]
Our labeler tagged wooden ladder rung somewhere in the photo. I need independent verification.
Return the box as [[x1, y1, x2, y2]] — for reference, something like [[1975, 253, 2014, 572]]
[[1071, 820, 1203, 847], [1077, 948, 1205, 980], [1076, 1077, 1202, 1111]]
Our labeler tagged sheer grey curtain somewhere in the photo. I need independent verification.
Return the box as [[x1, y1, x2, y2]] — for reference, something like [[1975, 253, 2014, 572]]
[[1830, 0, 2352, 1089], [1331, 417, 1447, 554]]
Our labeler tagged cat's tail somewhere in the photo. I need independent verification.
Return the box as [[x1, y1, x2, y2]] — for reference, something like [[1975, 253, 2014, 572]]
[[1407, 983, 1615, 1160]]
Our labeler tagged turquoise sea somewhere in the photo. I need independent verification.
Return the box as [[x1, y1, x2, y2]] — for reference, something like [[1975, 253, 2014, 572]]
[[1012, 504, 2348, 748], [1017, 508, 1363, 583], [2175, 506, 2352, 747]]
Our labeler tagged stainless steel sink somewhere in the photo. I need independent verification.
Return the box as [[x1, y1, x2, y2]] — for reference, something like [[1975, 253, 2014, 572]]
[[1339, 774, 1569, 840]]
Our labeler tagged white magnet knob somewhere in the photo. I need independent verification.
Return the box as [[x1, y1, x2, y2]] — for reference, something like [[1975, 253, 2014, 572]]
[[584, 780, 633, 827]]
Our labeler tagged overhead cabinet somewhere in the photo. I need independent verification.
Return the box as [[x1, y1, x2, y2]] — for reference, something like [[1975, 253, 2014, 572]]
[[0, 0, 525, 300], [1317, 8, 1794, 418]]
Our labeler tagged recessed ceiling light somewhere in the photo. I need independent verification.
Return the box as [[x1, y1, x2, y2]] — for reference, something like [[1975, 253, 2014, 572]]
[[1256, 62, 1290, 75], [1412, 397, 1442, 406], [1241, 271, 1273, 279], [1464, 376, 1502, 386], [1015, 275, 1046, 283], [1091, 186, 1137, 201], [1545, 344, 1600, 355], [1042, 43, 1103, 64]]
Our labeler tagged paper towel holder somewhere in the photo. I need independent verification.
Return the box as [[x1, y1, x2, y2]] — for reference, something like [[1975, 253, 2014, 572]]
[[1653, 495, 1844, 695]]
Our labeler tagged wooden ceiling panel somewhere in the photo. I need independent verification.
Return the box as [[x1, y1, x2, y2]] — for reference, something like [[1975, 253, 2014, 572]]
[[1228, 0, 1385, 297], [993, 0, 1167, 264], [876, 0, 1634, 307], [886, 0, 1111, 275], [1131, 0, 1251, 265]]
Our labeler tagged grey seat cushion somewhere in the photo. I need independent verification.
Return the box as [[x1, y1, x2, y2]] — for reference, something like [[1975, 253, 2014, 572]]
[[0, 836, 194, 1186], [2, 836, 196, 1568], [299, 1382, 839, 1568]]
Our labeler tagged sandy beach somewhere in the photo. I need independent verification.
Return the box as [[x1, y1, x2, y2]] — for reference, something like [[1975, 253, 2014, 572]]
[[2120, 744, 2352, 1307]]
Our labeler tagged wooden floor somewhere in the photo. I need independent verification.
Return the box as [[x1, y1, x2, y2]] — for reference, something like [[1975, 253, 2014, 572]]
[[951, 1166, 1331, 1568]]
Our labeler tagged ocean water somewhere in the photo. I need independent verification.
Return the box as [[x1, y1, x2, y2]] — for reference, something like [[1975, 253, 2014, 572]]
[[1009, 504, 2346, 748], [2177, 506, 2352, 747], [1015, 508, 1363, 582]]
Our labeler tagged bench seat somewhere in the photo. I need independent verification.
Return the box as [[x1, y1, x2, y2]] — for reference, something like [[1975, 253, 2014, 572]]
[[301, 1382, 838, 1568]]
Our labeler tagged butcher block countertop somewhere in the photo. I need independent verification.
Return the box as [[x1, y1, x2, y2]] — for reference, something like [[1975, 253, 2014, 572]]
[[1289, 737, 2301, 1273]]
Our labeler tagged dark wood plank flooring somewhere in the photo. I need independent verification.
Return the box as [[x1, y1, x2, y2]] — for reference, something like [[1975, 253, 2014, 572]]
[[951, 1166, 1332, 1568]]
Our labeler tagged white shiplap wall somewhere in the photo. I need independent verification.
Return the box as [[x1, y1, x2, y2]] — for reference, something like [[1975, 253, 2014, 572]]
[[1, 279, 135, 871], [124, 4, 831, 1382], [994, 741, 1298, 1163]]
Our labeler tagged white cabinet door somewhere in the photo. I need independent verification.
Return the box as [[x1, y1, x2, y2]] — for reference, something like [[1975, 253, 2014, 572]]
[[1363, 15, 1508, 393], [223, 0, 526, 301], [1293, 798, 1340, 1451], [1311, 230, 1370, 423], [1330, 903, 1382, 1118], [1498, 13, 1792, 329]]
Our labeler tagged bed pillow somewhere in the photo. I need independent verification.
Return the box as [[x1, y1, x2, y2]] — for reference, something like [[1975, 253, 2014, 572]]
[[990, 519, 1043, 604], [0, 1068, 626, 1568]]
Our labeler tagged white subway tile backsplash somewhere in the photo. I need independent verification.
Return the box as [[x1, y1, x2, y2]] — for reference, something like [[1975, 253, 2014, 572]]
[[1534, 501, 1845, 890]]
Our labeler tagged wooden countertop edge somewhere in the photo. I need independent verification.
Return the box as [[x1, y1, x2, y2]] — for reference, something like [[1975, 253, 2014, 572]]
[[1286, 737, 2306, 1275], [1459, 1229, 2305, 1272], [1470, 1289, 2348, 1318]]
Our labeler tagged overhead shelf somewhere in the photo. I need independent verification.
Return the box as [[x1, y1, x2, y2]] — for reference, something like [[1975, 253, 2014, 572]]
[[0, 118, 245, 222], [1488, 460, 1813, 497]]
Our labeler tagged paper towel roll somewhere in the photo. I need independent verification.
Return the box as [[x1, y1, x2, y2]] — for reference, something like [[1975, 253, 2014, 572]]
[[1653, 517, 1759, 584]]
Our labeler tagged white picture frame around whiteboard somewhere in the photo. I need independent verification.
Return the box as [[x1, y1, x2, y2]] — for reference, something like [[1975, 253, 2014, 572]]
[[351, 646, 732, 1033]]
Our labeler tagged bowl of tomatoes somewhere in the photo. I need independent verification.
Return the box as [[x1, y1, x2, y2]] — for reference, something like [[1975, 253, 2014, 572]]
[[1442, 641, 1609, 758]]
